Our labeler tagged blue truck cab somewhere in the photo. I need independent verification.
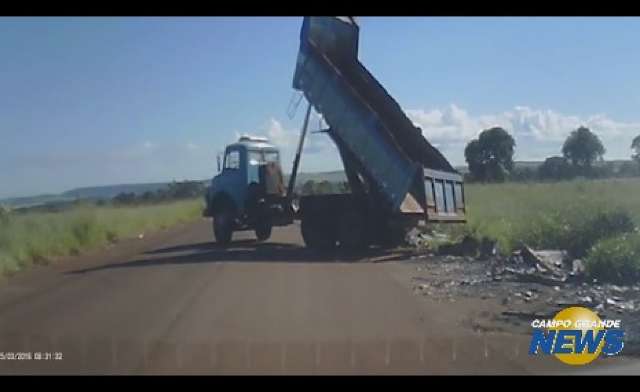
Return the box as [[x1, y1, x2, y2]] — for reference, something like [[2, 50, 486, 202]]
[[204, 135, 289, 244]]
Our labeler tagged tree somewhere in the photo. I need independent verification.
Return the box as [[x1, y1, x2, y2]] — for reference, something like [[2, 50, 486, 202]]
[[464, 127, 516, 182], [592, 161, 615, 179], [315, 180, 334, 194], [509, 167, 535, 182], [337, 181, 351, 194], [140, 191, 155, 203], [113, 192, 137, 205], [632, 135, 640, 163], [301, 180, 316, 195], [537, 156, 571, 180], [166, 181, 205, 199], [562, 126, 605, 174], [618, 161, 639, 178], [464, 140, 484, 180]]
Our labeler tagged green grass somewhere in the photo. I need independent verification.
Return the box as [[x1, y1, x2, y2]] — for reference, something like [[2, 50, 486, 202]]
[[433, 179, 640, 279], [585, 232, 640, 285], [0, 199, 203, 277]]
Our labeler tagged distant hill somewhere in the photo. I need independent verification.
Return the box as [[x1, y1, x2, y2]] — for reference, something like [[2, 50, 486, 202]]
[[61, 182, 198, 200], [0, 172, 346, 209], [59, 173, 348, 201], [4, 161, 634, 209], [0, 182, 202, 208], [0, 194, 76, 209]]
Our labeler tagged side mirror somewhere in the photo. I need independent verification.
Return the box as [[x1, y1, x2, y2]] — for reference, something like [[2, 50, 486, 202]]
[[217, 154, 221, 173]]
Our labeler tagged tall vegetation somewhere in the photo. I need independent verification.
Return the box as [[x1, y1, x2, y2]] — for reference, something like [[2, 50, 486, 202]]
[[436, 178, 640, 283], [0, 199, 203, 277]]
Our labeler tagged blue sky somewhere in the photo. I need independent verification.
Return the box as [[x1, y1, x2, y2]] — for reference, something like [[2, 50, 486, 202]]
[[1, 17, 640, 199]]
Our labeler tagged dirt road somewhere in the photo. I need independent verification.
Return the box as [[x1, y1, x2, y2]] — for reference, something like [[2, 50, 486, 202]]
[[0, 220, 637, 374]]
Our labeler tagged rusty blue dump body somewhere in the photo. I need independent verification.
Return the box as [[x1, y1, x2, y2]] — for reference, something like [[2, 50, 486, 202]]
[[293, 17, 465, 221]]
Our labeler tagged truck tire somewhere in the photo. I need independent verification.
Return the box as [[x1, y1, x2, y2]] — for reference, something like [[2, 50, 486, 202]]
[[301, 216, 336, 251], [376, 222, 407, 249], [337, 211, 366, 250], [213, 209, 233, 246], [255, 222, 272, 242]]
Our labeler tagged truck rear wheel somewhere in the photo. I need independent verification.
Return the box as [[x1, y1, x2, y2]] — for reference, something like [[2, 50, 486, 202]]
[[337, 211, 366, 250], [213, 209, 233, 246], [376, 221, 407, 249], [301, 216, 336, 251]]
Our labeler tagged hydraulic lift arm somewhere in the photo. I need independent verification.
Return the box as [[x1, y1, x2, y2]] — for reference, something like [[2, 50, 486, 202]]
[[286, 102, 312, 200]]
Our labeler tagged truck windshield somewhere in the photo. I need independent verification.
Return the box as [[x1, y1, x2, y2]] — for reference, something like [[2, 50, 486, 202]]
[[264, 151, 279, 163], [248, 150, 279, 165]]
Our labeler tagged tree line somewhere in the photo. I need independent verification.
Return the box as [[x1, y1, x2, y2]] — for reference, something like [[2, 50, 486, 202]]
[[298, 180, 350, 195], [464, 126, 640, 183], [111, 180, 206, 205]]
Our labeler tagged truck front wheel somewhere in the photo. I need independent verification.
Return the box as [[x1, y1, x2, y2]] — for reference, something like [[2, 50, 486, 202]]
[[213, 209, 234, 246], [255, 222, 272, 242]]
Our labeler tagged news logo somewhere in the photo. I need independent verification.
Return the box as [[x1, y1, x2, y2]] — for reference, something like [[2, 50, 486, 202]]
[[528, 306, 624, 365]]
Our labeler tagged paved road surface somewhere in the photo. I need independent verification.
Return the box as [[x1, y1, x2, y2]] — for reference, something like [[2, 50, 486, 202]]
[[0, 220, 638, 374]]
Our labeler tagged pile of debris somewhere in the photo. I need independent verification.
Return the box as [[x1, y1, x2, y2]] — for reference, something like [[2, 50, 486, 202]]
[[408, 235, 640, 353], [407, 230, 640, 315], [405, 229, 498, 260], [490, 246, 585, 286], [484, 245, 639, 315], [405, 228, 450, 249]]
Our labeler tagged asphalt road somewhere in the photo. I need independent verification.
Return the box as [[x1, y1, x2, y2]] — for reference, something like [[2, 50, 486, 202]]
[[0, 219, 638, 375]]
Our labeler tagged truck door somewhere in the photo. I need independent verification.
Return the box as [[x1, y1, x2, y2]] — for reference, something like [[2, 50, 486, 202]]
[[220, 146, 247, 212]]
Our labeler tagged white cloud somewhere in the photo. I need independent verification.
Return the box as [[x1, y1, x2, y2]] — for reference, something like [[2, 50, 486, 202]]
[[266, 118, 297, 147], [406, 104, 640, 164], [265, 117, 333, 154], [260, 117, 339, 172]]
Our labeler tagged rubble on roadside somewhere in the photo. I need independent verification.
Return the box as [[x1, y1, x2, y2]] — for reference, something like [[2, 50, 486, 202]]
[[407, 242, 640, 354], [490, 246, 573, 286], [405, 228, 450, 249], [406, 228, 499, 260]]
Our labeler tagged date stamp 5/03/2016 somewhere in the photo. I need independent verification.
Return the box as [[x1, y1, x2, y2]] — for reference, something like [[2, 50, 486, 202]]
[[0, 352, 63, 361]]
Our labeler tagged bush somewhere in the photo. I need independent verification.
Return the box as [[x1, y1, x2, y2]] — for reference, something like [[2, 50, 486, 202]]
[[563, 208, 635, 258], [585, 232, 640, 284], [0, 205, 10, 225], [509, 167, 536, 182], [538, 156, 574, 181], [495, 206, 635, 258]]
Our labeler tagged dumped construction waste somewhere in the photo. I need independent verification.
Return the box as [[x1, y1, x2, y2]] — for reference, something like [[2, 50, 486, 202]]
[[405, 229, 640, 354]]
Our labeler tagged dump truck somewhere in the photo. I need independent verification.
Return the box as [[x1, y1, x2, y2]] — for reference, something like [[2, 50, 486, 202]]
[[204, 16, 465, 250]]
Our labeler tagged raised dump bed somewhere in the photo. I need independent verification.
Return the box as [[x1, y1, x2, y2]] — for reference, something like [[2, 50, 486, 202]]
[[293, 17, 465, 222]]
